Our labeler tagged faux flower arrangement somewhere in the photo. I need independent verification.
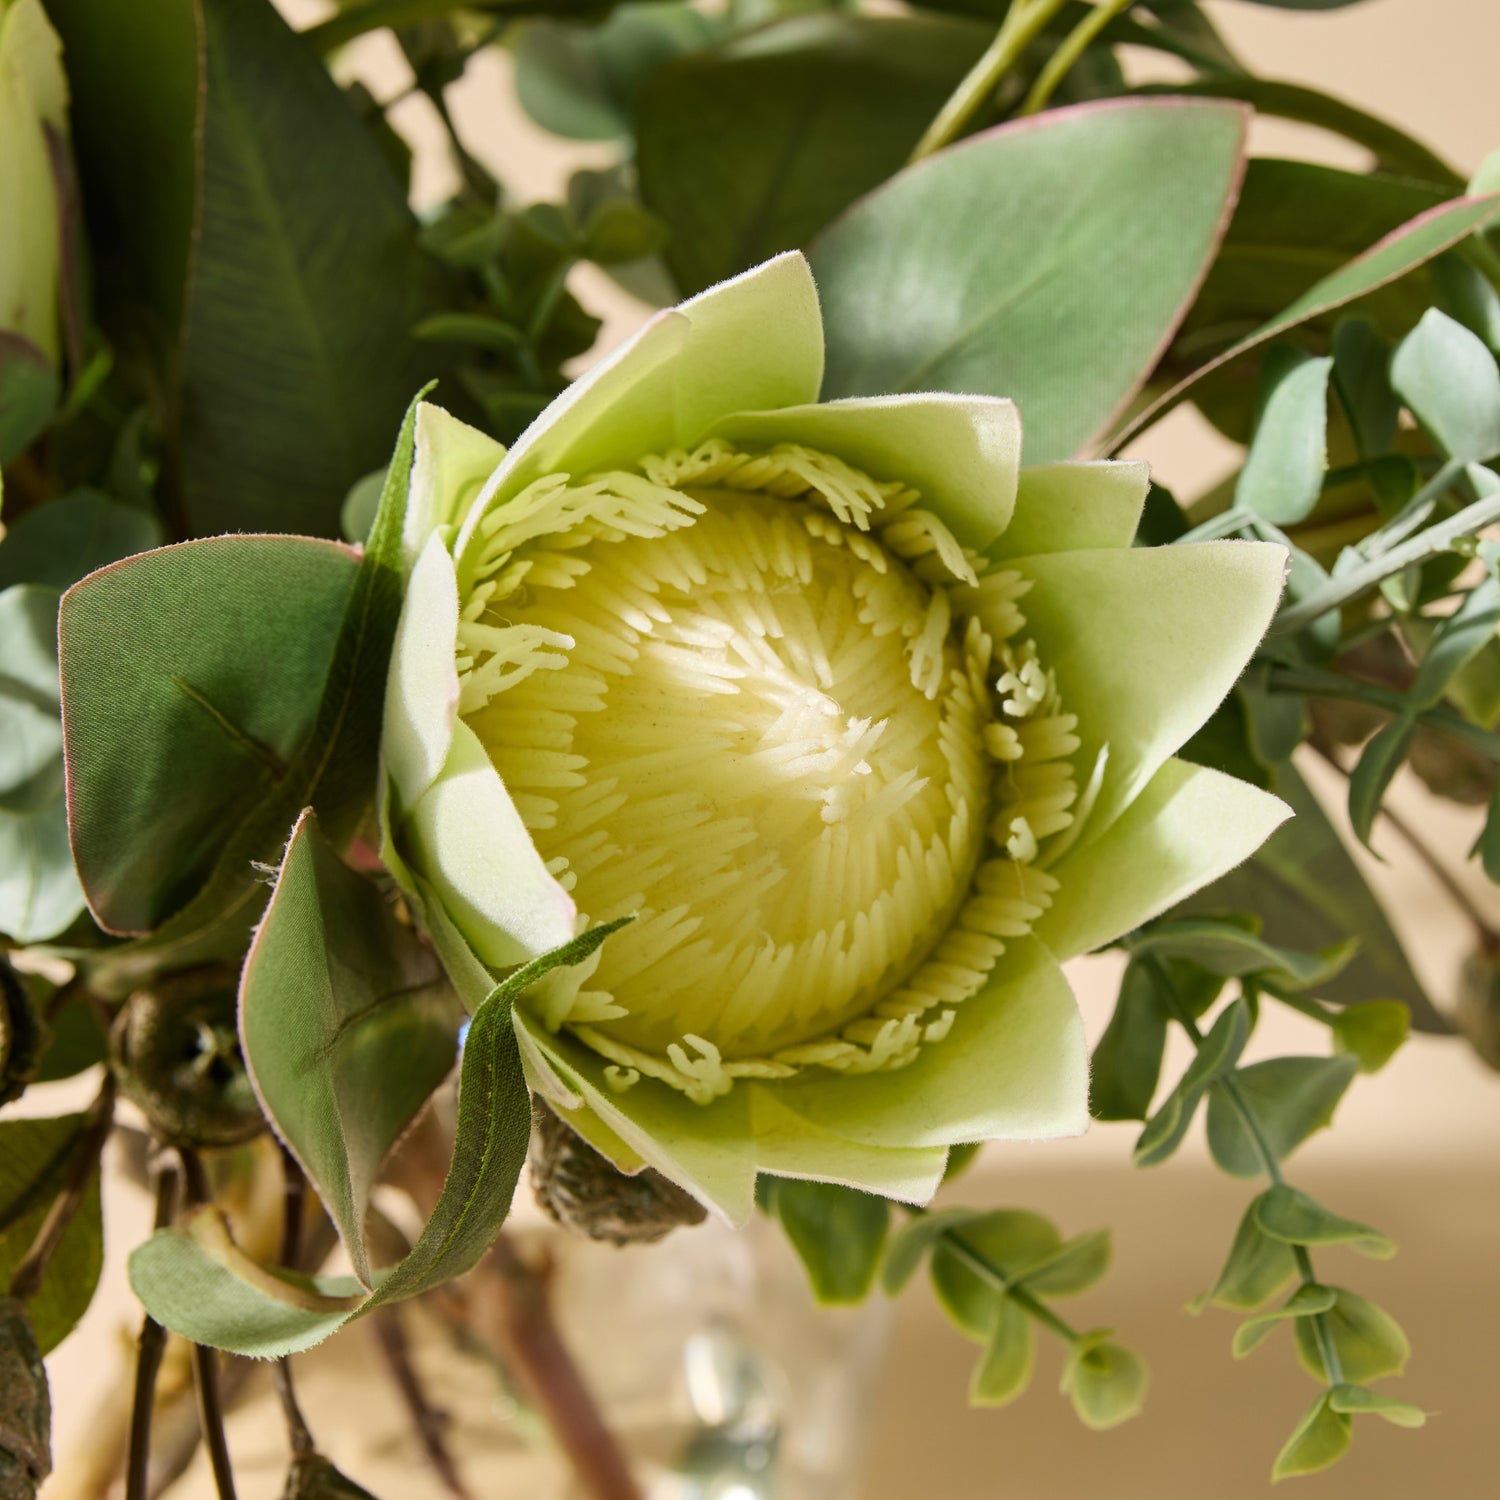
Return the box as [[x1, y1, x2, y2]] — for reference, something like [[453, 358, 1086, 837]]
[[2, 0, 1497, 1496]]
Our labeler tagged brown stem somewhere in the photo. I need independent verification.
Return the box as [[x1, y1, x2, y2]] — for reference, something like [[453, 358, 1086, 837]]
[[127, 1158, 181, 1500], [371, 1309, 472, 1500], [473, 1235, 641, 1500], [10, 1072, 116, 1303], [273, 1149, 315, 1457]]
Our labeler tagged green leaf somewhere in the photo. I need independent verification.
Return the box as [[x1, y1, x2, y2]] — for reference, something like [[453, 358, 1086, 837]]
[[1432, 253, 1500, 354], [1474, 777, 1500, 884], [1347, 717, 1417, 851], [1205, 1055, 1359, 1178], [48, 0, 454, 536], [0, 336, 59, 466], [969, 1294, 1033, 1408], [1409, 572, 1500, 711], [0, 1116, 103, 1352], [882, 1207, 989, 1295], [1272, 1392, 1352, 1483], [1116, 188, 1500, 452], [1330, 999, 1409, 1074], [1059, 1332, 1148, 1432], [1332, 318, 1399, 459], [1391, 309, 1500, 463], [1254, 1185, 1395, 1259], [32, 987, 108, 1084], [1293, 1287, 1410, 1383], [1196, 1197, 1298, 1312], [0, 801, 86, 945], [1235, 346, 1332, 525], [1090, 957, 1172, 1122], [0, 491, 163, 594], [1133, 998, 1249, 1170], [813, 98, 1248, 463], [930, 1211, 1063, 1340], [1327, 1383, 1426, 1428], [59, 536, 359, 934], [1129, 919, 1353, 992], [1018, 1229, 1112, 1298], [637, 12, 987, 295], [241, 810, 461, 1289], [515, 2, 718, 142], [766, 1178, 889, 1305], [1180, 765, 1443, 1033], [1232, 1283, 1337, 1358]]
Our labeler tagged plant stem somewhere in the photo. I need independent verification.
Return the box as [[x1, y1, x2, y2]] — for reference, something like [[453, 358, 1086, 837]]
[[909, 0, 1072, 162], [1021, 0, 1137, 115], [126, 1158, 181, 1500], [272, 1150, 314, 1459], [372, 1310, 472, 1500], [473, 1234, 641, 1500], [304, 0, 589, 54], [9, 1072, 115, 1304]]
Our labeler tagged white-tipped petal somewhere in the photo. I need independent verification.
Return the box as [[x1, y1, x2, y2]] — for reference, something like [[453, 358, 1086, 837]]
[[1039, 757, 1292, 961], [990, 460, 1149, 560], [382, 532, 461, 814], [713, 392, 1020, 551], [408, 720, 576, 970], [404, 402, 506, 566]]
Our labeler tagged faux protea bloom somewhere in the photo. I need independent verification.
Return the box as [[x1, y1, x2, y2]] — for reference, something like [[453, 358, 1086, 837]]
[[380, 253, 1290, 1222], [0, 0, 67, 364]]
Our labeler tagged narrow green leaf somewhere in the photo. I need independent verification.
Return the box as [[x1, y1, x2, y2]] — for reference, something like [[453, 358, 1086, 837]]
[[0, 1116, 103, 1352], [1347, 717, 1418, 851], [1195, 1196, 1298, 1312], [1431, 253, 1500, 354], [639, 12, 987, 295], [1327, 1383, 1427, 1428], [1272, 1392, 1352, 1482], [1205, 1055, 1359, 1178], [1332, 319, 1399, 459], [1059, 1332, 1148, 1432], [769, 1179, 889, 1305], [1293, 1287, 1410, 1383], [1134, 1085, 1200, 1169], [1018, 1230, 1112, 1299], [1254, 1185, 1395, 1259], [1090, 957, 1172, 1122], [241, 809, 461, 1288], [1330, 1000, 1410, 1074], [1235, 346, 1332, 525], [969, 1294, 1034, 1408], [1408, 573, 1500, 711], [1232, 1283, 1337, 1359], [815, 98, 1249, 462], [1130, 919, 1353, 992], [1390, 308, 1500, 463], [1182, 999, 1252, 1093]]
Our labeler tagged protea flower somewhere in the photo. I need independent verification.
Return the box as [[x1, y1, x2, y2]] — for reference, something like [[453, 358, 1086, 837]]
[[380, 253, 1289, 1222], [0, 0, 68, 365]]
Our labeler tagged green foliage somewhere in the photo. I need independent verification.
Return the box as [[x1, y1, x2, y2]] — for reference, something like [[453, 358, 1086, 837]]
[[1390, 308, 1500, 463], [763, 1178, 889, 1304], [0, 1115, 103, 1352], [1232, 1282, 1336, 1359], [1196, 1199, 1298, 1313], [1058, 1332, 1148, 1431], [813, 98, 1249, 462], [1329, 999, 1409, 1074], [0, 338, 59, 467], [1254, 1185, 1395, 1259], [1272, 1392, 1351, 1482], [1205, 1055, 1359, 1178], [1234, 346, 1332, 525], [1293, 1287, 1410, 1383], [1134, 998, 1249, 1167]]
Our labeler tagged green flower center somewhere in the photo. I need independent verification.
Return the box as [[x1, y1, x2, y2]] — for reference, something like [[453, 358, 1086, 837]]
[[455, 442, 1084, 1102]]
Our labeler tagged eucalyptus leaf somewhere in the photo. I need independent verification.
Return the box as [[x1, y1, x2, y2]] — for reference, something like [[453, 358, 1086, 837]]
[[969, 1294, 1033, 1408], [1090, 958, 1171, 1122], [1205, 1055, 1359, 1178], [1232, 1282, 1336, 1359], [1253, 1185, 1395, 1259], [1129, 919, 1352, 992], [1408, 572, 1500, 711], [1329, 999, 1409, 1074], [1431, 253, 1500, 354], [1234, 347, 1332, 526], [1018, 1230, 1112, 1298], [814, 98, 1248, 463], [0, 491, 163, 594], [1326, 1383, 1426, 1428], [1058, 1333, 1148, 1432], [767, 1179, 889, 1305], [1196, 1197, 1298, 1312], [1293, 1286, 1410, 1383], [1133, 998, 1251, 1169], [1272, 1392, 1352, 1482], [1390, 308, 1500, 463], [1331, 318, 1399, 459], [241, 810, 461, 1289], [930, 1211, 1063, 1340], [882, 1208, 989, 1295]]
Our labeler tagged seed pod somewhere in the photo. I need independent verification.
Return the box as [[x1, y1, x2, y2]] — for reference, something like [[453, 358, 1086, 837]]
[[530, 1098, 705, 1246], [0, 1298, 50, 1500], [111, 967, 264, 1148], [0, 964, 43, 1108], [281, 1454, 380, 1499], [1457, 945, 1500, 1071]]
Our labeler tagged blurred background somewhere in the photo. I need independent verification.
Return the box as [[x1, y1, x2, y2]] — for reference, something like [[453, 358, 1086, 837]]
[[31, 1, 1500, 1496]]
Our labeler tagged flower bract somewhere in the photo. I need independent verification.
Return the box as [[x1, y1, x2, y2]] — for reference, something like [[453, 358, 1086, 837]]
[[380, 253, 1290, 1222]]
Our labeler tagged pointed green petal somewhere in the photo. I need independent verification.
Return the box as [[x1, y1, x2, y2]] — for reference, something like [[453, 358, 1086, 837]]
[[513, 1007, 758, 1222], [382, 532, 459, 813], [404, 402, 505, 565], [1001, 540, 1285, 836], [1039, 758, 1292, 961], [989, 461, 1149, 560], [674, 251, 824, 444], [770, 938, 1087, 1150], [407, 720, 576, 969], [749, 1087, 948, 1204], [713, 392, 1017, 551]]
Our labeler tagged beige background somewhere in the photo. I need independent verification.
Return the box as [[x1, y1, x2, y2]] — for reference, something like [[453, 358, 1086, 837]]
[[34, 1, 1500, 1496]]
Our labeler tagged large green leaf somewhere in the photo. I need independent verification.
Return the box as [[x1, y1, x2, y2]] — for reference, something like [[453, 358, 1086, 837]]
[[811, 98, 1248, 463], [240, 810, 461, 1288], [637, 12, 987, 295], [1177, 765, 1442, 1030], [763, 1178, 889, 1305], [0, 491, 164, 594], [1205, 1055, 1359, 1177], [0, 1115, 104, 1352], [47, 0, 454, 536]]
